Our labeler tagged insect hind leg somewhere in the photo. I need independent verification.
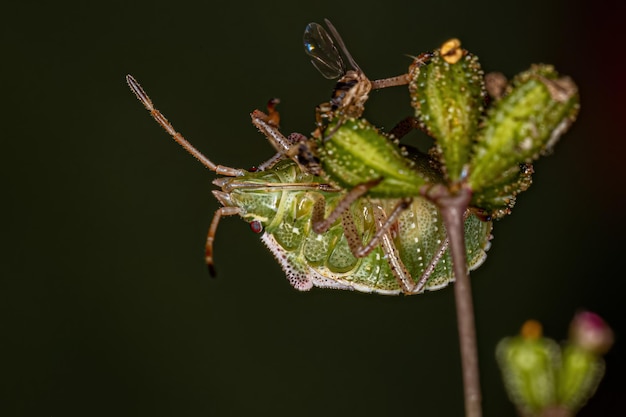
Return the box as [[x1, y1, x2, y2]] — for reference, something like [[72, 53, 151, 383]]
[[374, 203, 450, 295]]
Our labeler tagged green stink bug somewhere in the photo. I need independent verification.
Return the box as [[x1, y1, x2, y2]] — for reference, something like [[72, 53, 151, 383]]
[[126, 75, 492, 294]]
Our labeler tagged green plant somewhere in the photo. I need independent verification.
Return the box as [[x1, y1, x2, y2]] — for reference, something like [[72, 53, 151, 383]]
[[126, 19, 601, 417]]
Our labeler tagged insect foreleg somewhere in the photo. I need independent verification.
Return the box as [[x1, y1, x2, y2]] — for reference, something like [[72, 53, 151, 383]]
[[205, 206, 243, 277]]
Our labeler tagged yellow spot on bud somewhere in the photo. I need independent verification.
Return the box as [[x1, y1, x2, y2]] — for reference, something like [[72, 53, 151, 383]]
[[440, 38, 463, 64], [521, 320, 543, 340]]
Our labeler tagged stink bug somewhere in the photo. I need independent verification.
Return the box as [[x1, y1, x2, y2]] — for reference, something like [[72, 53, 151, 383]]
[[126, 75, 492, 294]]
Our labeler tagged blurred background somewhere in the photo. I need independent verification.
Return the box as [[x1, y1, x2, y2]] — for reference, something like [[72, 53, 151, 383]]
[[2, 0, 624, 415]]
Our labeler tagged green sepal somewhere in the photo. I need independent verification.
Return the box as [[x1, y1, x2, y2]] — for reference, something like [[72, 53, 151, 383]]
[[409, 49, 485, 182], [468, 64, 579, 192], [320, 118, 431, 197], [557, 345, 605, 413], [496, 335, 560, 415], [470, 163, 534, 219]]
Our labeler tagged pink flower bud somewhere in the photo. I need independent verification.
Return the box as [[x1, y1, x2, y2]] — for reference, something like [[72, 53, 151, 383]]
[[569, 311, 614, 355]]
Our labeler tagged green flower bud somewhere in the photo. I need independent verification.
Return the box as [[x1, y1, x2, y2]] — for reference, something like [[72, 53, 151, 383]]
[[409, 39, 485, 182], [556, 312, 613, 413], [496, 320, 560, 415], [498, 315, 612, 416], [468, 64, 579, 193], [557, 345, 605, 414]]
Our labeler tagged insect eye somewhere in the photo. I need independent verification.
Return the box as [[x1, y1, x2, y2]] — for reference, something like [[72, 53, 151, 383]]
[[249, 221, 263, 234]]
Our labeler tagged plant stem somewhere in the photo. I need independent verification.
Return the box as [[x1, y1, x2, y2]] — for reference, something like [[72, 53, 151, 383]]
[[426, 185, 482, 417]]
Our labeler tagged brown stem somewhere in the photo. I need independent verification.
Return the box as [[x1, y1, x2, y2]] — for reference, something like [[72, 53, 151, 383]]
[[425, 185, 482, 417]]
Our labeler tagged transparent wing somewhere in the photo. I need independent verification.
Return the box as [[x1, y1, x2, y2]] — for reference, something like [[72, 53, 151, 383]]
[[303, 22, 346, 79]]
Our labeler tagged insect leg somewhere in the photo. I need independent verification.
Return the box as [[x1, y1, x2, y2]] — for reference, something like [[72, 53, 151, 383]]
[[388, 116, 423, 139], [372, 205, 419, 294], [340, 198, 413, 258], [370, 74, 410, 90], [369, 52, 432, 91], [373, 202, 450, 294], [205, 206, 243, 276], [411, 237, 450, 294], [251, 109, 295, 156], [310, 179, 383, 234], [251, 110, 322, 174], [251, 99, 290, 171], [255, 152, 286, 172]]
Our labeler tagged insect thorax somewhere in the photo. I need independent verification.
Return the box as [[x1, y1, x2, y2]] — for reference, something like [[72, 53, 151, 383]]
[[330, 70, 372, 118]]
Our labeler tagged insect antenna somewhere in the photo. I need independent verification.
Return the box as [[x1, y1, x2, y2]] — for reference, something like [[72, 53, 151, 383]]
[[126, 74, 220, 172], [127, 74, 250, 277]]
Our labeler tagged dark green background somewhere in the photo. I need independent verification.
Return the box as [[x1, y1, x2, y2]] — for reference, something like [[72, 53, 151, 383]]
[[3, 0, 624, 415]]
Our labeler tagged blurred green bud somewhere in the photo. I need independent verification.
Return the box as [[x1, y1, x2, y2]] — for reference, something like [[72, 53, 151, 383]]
[[408, 39, 485, 182], [557, 345, 605, 414], [468, 64, 579, 194], [497, 320, 560, 415], [556, 312, 613, 413], [497, 314, 612, 417]]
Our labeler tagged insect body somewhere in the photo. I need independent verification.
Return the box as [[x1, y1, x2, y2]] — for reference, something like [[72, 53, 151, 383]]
[[257, 22, 495, 292], [126, 75, 492, 294], [254, 166, 492, 294], [304, 19, 409, 128], [304, 20, 371, 121]]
